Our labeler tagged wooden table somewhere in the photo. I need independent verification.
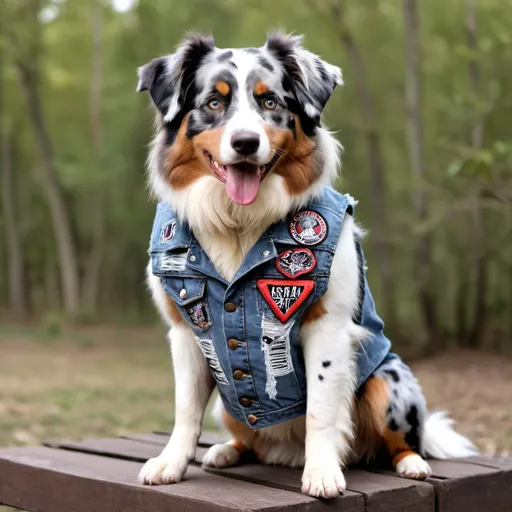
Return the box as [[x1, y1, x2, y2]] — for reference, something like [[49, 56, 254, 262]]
[[0, 431, 510, 511]]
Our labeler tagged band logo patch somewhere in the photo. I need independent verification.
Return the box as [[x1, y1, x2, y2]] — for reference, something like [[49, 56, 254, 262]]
[[257, 279, 314, 323], [276, 248, 317, 278], [186, 300, 213, 330], [160, 219, 176, 243], [289, 210, 327, 246]]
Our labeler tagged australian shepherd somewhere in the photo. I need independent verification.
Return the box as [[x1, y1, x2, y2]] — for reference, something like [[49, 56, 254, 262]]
[[136, 32, 477, 499]]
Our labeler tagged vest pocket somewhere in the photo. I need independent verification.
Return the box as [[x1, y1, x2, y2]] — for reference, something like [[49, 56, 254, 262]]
[[161, 277, 214, 332]]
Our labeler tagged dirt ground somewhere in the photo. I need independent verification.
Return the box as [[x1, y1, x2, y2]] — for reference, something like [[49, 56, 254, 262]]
[[0, 325, 511, 455]]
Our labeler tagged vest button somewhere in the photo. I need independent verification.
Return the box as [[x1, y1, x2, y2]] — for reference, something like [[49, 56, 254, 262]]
[[233, 369, 244, 380], [239, 397, 251, 407], [179, 289, 187, 299], [247, 414, 258, 425], [224, 302, 237, 312], [227, 338, 239, 350]]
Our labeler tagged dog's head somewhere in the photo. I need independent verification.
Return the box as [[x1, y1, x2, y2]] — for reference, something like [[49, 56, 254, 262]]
[[138, 32, 342, 228]]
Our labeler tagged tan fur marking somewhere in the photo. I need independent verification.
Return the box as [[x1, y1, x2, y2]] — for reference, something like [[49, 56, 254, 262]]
[[264, 116, 319, 195], [302, 299, 327, 325], [383, 428, 411, 457], [164, 295, 184, 325], [352, 376, 390, 461], [215, 81, 230, 96], [221, 406, 256, 449], [228, 439, 248, 455], [164, 114, 224, 189], [392, 450, 420, 467], [254, 81, 269, 96]]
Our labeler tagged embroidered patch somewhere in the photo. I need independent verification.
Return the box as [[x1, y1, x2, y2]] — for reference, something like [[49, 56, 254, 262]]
[[261, 316, 295, 400], [257, 279, 315, 323], [289, 210, 327, 246], [186, 300, 213, 331], [196, 337, 228, 386], [160, 219, 176, 243], [276, 248, 317, 278]]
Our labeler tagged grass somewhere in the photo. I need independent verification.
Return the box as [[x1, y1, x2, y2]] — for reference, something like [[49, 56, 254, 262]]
[[0, 325, 511, 511]]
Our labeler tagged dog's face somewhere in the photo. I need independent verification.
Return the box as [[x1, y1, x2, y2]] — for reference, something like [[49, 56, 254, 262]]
[[138, 33, 342, 208]]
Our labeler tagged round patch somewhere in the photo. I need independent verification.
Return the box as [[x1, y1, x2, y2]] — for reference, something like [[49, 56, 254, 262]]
[[289, 210, 328, 246]]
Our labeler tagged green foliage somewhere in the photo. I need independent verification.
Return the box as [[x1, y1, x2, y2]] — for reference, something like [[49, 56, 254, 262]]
[[0, 0, 511, 352]]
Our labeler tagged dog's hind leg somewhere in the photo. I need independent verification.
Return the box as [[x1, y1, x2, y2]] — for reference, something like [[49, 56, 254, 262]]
[[355, 356, 432, 480], [202, 396, 255, 469]]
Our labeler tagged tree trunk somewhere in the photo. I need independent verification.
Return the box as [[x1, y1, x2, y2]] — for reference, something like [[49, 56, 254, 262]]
[[81, 0, 106, 317], [403, 0, 441, 352], [466, 0, 488, 348], [330, 0, 397, 332], [1, 124, 29, 319], [15, 61, 81, 319]]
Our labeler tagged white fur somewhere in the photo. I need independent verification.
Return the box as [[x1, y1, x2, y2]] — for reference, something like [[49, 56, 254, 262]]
[[421, 411, 479, 459], [139, 323, 215, 484], [396, 454, 432, 480]]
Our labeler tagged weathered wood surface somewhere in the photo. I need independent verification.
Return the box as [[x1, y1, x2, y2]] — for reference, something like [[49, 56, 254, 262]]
[[0, 431, 510, 512]]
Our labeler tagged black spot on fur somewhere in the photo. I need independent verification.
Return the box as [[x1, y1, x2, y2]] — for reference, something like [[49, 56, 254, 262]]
[[322, 361, 331, 368], [259, 56, 274, 72], [393, 389, 398, 397], [284, 97, 316, 136], [218, 50, 233, 61], [244, 47, 259, 54], [318, 374, 324, 381], [287, 116, 296, 138], [228, 61, 238, 69], [384, 369, 400, 383], [387, 406, 393, 416], [389, 418, 399, 431], [404, 405, 420, 449], [271, 113, 283, 125], [282, 75, 292, 92]]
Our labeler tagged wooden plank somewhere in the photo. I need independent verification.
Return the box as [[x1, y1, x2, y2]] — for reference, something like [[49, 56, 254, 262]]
[[120, 433, 169, 446], [154, 430, 227, 447], [0, 446, 332, 512], [459, 455, 512, 471], [204, 463, 434, 512], [44, 437, 210, 464], [424, 459, 512, 512]]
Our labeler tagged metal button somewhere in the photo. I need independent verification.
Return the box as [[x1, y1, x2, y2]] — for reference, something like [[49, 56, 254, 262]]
[[263, 250, 270, 257], [179, 289, 187, 299], [239, 397, 252, 407], [247, 414, 258, 425], [224, 302, 237, 313], [189, 254, 196, 262], [227, 338, 239, 350], [233, 369, 244, 381]]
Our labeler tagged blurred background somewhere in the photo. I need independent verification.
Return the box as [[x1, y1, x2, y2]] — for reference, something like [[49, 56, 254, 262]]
[[0, 0, 510, 456]]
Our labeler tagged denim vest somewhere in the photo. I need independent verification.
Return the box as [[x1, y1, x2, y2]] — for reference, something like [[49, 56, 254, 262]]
[[149, 187, 391, 429]]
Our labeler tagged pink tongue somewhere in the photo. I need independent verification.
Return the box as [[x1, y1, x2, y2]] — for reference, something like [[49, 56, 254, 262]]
[[225, 163, 261, 205]]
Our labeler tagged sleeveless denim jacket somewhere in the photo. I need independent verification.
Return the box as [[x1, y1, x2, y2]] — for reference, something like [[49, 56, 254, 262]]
[[149, 187, 391, 429]]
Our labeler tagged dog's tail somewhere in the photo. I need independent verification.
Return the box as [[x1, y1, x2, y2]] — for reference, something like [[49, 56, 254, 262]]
[[421, 411, 479, 459]]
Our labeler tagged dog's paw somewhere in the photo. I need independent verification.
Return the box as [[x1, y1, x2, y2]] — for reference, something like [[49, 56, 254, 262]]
[[139, 454, 190, 485], [202, 444, 241, 468], [301, 461, 346, 499], [396, 454, 432, 480]]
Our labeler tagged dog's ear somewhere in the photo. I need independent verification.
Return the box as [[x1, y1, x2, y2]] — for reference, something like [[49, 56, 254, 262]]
[[265, 32, 343, 125], [137, 34, 215, 122]]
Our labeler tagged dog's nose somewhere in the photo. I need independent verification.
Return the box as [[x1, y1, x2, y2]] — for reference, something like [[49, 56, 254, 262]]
[[231, 131, 260, 156]]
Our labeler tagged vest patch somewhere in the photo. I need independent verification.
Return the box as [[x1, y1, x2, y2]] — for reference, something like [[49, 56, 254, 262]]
[[261, 316, 294, 400], [276, 248, 317, 278], [186, 300, 213, 330], [160, 219, 177, 243], [196, 337, 228, 385], [258, 279, 315, 323], [289, 210, 328, 246]]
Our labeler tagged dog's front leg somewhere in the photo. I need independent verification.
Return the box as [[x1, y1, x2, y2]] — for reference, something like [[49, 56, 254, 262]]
[[139, 323, 215, 484], [300, 216, 364, 499]]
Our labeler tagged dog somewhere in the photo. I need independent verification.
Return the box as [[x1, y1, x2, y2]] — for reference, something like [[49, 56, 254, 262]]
[[136, 32, 478, 499]]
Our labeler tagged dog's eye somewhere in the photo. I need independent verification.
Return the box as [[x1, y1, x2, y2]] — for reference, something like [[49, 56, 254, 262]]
[[207, 98, 221, 110], [264, 97, 278, 110]]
